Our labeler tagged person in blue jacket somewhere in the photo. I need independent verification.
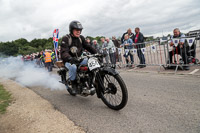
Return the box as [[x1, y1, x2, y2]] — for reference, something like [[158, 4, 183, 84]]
[[120, 34, 134, 67]]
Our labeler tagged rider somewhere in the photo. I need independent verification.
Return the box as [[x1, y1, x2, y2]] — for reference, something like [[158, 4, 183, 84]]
[[60, 20, 97, 95]]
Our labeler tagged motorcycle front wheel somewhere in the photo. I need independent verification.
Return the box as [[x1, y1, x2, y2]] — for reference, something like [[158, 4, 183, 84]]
[[99, 73, 128, 110]]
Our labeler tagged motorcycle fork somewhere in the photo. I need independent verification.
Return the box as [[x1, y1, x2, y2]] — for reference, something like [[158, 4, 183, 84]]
[[95, 72, 106, 98]]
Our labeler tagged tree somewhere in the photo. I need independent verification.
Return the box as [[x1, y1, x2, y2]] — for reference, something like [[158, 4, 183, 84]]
[[18, 45, 37, 55], [0, 41, 19, 56], [14, 38, 28, 46], [44, 42, 54, 50], [30, 38, 47, 48]]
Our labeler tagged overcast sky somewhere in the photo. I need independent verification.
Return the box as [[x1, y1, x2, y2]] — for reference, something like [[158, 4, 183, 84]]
[[0, 0, 200, 42]]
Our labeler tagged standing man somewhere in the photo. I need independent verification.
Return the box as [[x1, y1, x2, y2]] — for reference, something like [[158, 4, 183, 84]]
[[92, 40, 101, 53], [168, 28, 190, 70], [86, 38, 92, 45], [112, 36, 121, 62], [133, 27, 146, 68], [101, 37, 109, 64], [51, 49, 56, 67], [112, 36, 121, 48], [121, 28, 134, 43], [106, 38, 116, 67], [45, 50, 52, 72], [60, 20, 97, 95]]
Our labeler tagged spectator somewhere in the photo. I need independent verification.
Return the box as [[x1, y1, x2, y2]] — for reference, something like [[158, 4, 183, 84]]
[[51, 49, 56, 67], [86, 38, 92, 45], [45, 50, 52, 72], [112, 36, 121, 62], [83, 38, 93, 53], [39, 51, 45, 66], [120, 34, 134, 67], [36, 52, 41, 66], [106, 38, 116, 67], [168, 28, 190, 70], [101, 37, 109, 64], [92, 40, 101, 53], [133, 27, 146, 68], [121, 28, 134, 43], [112, 36, 121, 48]]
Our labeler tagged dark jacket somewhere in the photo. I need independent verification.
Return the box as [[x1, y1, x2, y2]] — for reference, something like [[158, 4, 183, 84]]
[[91, 43, 101, 53], [60, 34, 97, 63], [121, 32, 134, 43], [132, 32, 145, 48], [112, 39, 121, 48]]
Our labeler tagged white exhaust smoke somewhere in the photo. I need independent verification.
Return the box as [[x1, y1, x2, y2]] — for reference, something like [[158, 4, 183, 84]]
[[0, 56, 65, 90]]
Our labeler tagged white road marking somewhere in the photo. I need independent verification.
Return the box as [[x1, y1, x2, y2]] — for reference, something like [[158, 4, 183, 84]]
[[189, 69, 199, 75]]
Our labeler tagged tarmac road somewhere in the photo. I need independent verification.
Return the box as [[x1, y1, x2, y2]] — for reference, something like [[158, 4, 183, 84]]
[[29, 71, 200, 133]]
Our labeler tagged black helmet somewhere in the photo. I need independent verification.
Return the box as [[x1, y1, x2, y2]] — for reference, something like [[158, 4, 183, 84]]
[[69, 20, 83, 33]]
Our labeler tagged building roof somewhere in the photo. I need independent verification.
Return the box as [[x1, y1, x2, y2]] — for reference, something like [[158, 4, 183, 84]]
[[188, 29, 200, 33]]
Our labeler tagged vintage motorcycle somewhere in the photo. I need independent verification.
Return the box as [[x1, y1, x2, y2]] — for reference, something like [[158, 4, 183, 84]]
[[56, 47, 128, 110]]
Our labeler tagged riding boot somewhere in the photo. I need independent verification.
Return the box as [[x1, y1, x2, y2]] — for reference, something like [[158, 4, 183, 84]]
[[61, 70, 67, 84]]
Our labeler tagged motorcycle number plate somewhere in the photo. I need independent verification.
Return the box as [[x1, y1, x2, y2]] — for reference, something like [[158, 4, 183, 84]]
[[88, 58, 100, 71]]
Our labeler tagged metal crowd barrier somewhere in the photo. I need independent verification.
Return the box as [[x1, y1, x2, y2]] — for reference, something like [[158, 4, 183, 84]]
[[163, 37, 200, 71], [102, 36, 200, 72]]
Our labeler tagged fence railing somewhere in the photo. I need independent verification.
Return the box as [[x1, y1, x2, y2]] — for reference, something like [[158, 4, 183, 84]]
[[103, 37, 200, 72]]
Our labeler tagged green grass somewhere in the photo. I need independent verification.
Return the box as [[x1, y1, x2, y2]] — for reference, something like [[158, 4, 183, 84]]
[[0, 84, 12, 114]]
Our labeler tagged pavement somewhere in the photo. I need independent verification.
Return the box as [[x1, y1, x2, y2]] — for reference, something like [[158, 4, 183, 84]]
[[29, 69, 200, 133], [1, 63, 199, 133]]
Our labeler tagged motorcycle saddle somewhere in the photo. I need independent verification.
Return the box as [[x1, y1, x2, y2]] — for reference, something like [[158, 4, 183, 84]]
[[55, 61, 65, 68]]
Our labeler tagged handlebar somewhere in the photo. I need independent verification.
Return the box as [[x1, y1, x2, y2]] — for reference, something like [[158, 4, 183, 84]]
[[78, 53, 104, 61]]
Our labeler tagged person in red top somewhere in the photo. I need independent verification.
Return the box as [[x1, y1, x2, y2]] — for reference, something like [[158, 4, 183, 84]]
[[133, 27, 146, 68]]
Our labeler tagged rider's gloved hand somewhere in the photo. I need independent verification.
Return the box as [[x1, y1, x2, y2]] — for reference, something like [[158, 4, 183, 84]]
[[69, 57, 79, 64]]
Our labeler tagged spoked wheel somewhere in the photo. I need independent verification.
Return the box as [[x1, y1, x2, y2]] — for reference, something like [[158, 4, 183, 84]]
[[100, 73, 128, 110]]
